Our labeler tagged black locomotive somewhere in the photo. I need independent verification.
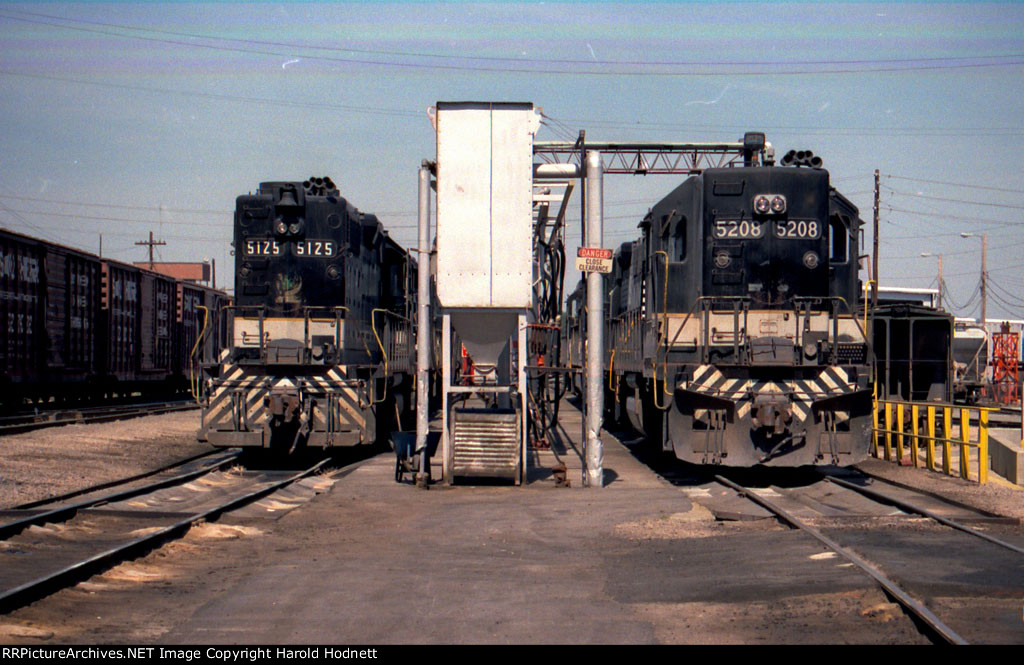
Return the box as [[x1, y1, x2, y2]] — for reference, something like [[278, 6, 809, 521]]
[[198, 178, 415, 452], [596, 145, 873, 466]]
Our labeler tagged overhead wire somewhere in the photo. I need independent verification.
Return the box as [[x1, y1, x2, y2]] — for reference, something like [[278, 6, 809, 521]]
[[2, 10, 1022, 76], [883, 187, 1024, 210], [0, 194, 226, 215], [5, 7, 1023, 72], [0, 70, 424, 119], [884, 173, 1024, 194]]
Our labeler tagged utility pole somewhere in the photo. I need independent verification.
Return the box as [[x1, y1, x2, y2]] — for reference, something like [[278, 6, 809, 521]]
[[872, 169, 879, 311], [981, 233, 987, 329], [961, 232, 987, 328], [920, 252, 943, 310], [135, 231, 166, 271]]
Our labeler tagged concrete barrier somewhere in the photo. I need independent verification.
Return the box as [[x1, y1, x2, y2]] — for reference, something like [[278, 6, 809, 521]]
[[988, 428, 1024, 486]]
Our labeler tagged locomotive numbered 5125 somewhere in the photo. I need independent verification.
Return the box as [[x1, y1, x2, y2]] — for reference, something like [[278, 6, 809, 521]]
[[604, 142, 872, 466], [198, 178, 415, 452]]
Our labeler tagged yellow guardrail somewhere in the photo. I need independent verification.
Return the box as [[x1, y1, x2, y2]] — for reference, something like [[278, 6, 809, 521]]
[[872, 398, 999, 484]]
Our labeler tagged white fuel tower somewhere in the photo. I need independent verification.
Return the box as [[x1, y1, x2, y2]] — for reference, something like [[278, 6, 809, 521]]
[[430, 101, 541, 484]]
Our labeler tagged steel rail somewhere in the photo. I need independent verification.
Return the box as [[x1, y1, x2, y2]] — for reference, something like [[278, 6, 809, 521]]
[[0, 399, 191, 423], [823, 475, 1024, 555], [0, 458, 330, 615], [9, 448, 227, 511], [0, 450, 243, 539], [714, 474, 969, 645], [850, 467, 1009, 519], [0, 401, 198, 435]]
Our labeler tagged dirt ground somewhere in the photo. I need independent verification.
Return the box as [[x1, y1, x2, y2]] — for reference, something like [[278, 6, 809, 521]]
[[0, 411, 1017, 645], [0, 411, 211, 508], [854, 456, 1024, 520]]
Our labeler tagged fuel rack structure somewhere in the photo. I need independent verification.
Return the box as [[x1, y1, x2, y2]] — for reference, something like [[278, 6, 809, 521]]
[[425, 102, 541, 485]]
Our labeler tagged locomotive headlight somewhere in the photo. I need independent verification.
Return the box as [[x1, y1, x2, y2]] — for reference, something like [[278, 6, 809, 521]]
[[770, 195, 787, 213], [288, 222, 302, 235], [803, 251, 820, 269], [274, 218, 288, 235], [753, 195, 771, 214]]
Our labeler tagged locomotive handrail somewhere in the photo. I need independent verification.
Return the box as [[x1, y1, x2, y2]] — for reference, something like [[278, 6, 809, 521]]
[[651, 294, 870, 399], [226, 305, 349, 360], [655, 251, 670, 342], [190, 305, 210, 404], [653, 295, 725, 401], [606, 308, 642, 386], [370, 308, 415, 404]]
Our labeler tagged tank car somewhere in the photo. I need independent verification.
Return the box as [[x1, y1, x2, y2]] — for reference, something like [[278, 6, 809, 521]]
[[198, 178, 415, 452], [605, 148, 873, 466]]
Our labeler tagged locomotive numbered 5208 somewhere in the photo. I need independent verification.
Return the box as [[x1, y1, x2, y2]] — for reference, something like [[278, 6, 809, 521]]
[[198, 178, 415, 452], [601, 140, 873, 466]]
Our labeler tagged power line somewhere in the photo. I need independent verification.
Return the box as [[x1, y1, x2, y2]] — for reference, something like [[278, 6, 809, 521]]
[[0, 70, 423, 118], [884, 187, 1024, 210], [988, 278, 1024, 306], [986, 289, 1024, 317], [884, 173, 1024, 194], [2, 10, 1022, 77], [882, 204, 1017, 227], [0, 192, 227, 215], [0, 200, 59, 242], [0, 207, 228, 226], [7, 7, 1024, 72]]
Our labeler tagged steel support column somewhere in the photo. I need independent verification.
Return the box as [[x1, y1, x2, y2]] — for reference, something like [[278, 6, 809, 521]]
[[415, 162, 432, 486], [584, 150, 604, 488]]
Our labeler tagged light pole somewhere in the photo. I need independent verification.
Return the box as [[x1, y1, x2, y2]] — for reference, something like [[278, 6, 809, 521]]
[[920, 252, 943, 310], [960, 233, 987, 329]]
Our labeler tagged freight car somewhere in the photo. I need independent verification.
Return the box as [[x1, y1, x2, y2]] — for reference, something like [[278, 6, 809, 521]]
[[872, 303, 953, 403], [0, 227, 231, 407], [197, 178, 416, 453], [595, 143, 873, 466]]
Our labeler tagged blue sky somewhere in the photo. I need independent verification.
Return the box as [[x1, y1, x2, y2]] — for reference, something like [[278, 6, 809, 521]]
[[1, 1, 1022, 319]]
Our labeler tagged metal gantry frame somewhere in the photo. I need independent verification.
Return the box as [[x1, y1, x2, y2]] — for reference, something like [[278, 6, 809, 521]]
[[534, 141, 752, 175], [532, 136, 757, 487], [417, 121, 760, 487]]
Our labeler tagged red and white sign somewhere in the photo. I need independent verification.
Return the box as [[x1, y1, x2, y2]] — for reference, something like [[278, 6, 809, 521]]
[[576, 247, 613, 274]]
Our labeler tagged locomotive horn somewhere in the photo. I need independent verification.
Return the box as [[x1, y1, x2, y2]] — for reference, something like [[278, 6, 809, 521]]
[[278, 188, 299, 207], [810, 155, 823, 168]]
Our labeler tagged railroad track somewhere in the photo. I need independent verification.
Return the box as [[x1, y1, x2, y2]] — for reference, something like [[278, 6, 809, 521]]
[[0, 454, 331, 614], [703, 470, 1024, 645], [0, 399, 199, 435], [6, 448, 230, 512]]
